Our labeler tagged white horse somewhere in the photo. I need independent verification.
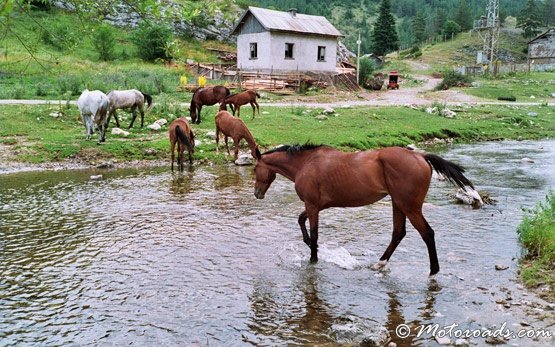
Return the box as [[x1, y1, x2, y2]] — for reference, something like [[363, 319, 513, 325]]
[[77, 89, 110, 144], [106, 89, 153, 129]]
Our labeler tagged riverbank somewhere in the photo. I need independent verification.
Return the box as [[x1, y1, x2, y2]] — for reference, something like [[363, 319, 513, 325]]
[[0, 103, 554, 173], [518, 192, 555, 301]]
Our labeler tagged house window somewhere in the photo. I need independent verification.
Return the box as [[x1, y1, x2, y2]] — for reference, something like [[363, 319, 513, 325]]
[[250, 43, 258, 59], [285, 43, 294, 59], [317, 46, 326, 61]]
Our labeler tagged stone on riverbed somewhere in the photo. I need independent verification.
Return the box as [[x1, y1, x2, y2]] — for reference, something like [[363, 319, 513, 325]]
[[147, 123, 161, 131], [235, 154, 254, 166], [455, 187, 484, 208], [90, 174, 103, 181], [111, 128, 130, 136], [332, 316, 390, 347]]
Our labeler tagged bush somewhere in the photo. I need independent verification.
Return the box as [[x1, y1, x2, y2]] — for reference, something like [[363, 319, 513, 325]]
[[442, 20, 461, 38], [132, 22, 174, 62], [40, 24, 78, 51], [435, 70, 472, 90], [57, 75, 82, 96], [92, 25, 116, 61], [358, 57, 376, 86]]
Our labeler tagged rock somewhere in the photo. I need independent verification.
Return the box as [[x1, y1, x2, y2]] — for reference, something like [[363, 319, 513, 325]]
[[205, 131, 217, 139], [194, 139, 202, 147], [147, 123, 161, 131], [360, 327, 390, 347], [341, 104, 352, 109], [261, 111, 270, 115], [485, 336, 506, 345], [388, 343, 397, 347], [426, 107, 438, 114], [495, 264, 509, 271], [441, 108, 456, 118], [332, 317, 390, 347], [144, 148, 156, 156], [323, 107, 335, 114], [471, 82, 481, 87], [407, 144, 418, 150], [435, 335, 451, 345], [530, 95, 536, 99], [527, 112, 538, 117], [235, 154, 254, 166], [315, 115, 328, 121], [90, 174, 103, 181], [96, 161, 114, 169], [185, 116, 192, 122], [49, 112, 62, 118], [111, 128, 130, 136], [551, 93, 555, 98], [454, 338, 469, 346], [455, 188, 484, 208], [155, 118, 167, 126], [521, 157, 535, 163]]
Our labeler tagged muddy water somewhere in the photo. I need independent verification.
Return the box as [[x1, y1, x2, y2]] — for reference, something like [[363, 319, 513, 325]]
[[1, 141, 554, 346]]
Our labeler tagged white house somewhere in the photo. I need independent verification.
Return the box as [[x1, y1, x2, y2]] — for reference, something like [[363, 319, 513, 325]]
[[528, 28, 555, 72], [231, 7, 343, 73]]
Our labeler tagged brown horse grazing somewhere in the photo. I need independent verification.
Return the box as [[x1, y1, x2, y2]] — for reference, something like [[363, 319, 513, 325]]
[[168, 118, 195, 171], [215, 107, 258, 161], [222, 89, 260, 119], [189, 85, 231, 124], [253, 144, 476, 276]]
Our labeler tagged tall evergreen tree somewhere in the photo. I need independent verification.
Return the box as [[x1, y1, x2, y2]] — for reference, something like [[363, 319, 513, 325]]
[[454, 0, 472, 32], [371, 0, 399, 56], [412, 11, 426, 44], [434, 8, 448, 35], [544, 0, 555, 26], [517, 0, 543, 39]]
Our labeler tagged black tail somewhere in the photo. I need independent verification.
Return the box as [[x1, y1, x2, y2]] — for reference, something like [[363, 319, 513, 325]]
[[255, 92, 261, 98], [424, 153, 474, 189], [175, 125, 193, 152], [141, 92, 153, 111]]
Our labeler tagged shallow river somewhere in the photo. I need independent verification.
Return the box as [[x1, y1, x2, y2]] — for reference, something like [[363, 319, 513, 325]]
[[1, 141, 554, 346]]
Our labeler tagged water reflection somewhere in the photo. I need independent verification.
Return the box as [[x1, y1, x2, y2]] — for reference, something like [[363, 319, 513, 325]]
[[169, 166, 195, 195]]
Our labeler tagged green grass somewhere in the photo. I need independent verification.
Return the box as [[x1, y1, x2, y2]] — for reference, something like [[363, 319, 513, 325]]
[[464, 72, 555, 102], [1, 103, 554, 164], [517, 192, 555, 299]]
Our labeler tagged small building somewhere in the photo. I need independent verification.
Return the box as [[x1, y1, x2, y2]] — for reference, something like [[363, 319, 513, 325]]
[[231, 7, 343, 74], [528, 28, 555, 71]]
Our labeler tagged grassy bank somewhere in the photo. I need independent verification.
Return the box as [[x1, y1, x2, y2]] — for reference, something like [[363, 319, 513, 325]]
[[517, 192, 555, 300], [464, 72, 555, 102], [0, 103, 554, 165]]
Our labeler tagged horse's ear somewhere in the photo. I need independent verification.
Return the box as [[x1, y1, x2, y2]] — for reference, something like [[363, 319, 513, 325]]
[[255, 147, 262, 160]]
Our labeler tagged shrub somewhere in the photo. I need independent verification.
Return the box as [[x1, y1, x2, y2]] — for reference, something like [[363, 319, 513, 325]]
[[132, 22, 174, 62], [40, 24, 78, 51], [57, 75, 82, 96], [358, 57, 376, 86], [35, 83, 48, 96], [92, 25, 116, 61], [435, 70, 472, 90]]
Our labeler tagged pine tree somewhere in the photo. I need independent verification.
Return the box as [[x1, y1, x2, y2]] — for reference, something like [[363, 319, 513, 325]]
[[371, 0, 399, 56], [454, 0, 472, 32], [517, 0, 543, 39], [434, 8, 447, 35], [544, 0, 555, 26], [412, 11, 426, 44]]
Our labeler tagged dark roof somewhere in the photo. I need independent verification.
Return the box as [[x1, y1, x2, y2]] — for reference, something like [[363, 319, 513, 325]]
[[528, 28, 555, 44], [232, 6, 342, 38]]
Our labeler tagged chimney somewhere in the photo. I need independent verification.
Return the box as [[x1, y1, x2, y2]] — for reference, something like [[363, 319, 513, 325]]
[[288, 8, 297, 17]]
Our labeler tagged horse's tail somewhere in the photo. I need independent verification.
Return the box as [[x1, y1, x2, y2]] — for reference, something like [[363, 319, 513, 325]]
[[175, 125, 193, 152], [255, 91, 261, 98], [225, 87, 231, 97], [424, 153, 474, 190], [141, 92, 153, 112]]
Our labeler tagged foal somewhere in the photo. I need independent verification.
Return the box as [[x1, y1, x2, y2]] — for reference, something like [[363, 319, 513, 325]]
[[221, 89, 260, 119], [215, 105, 258, 161], [168, 118, 195, 171]]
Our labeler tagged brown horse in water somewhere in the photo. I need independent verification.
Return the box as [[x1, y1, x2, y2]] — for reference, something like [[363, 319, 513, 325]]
[[189, 86, 232, 124], [215, 106, 258, 161], [168, 118, 195, 171], [221, 89, 260, 119], [253, 144, 476, 276]]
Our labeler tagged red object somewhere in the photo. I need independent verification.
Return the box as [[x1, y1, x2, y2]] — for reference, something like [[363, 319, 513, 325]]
[[387, 71, 399, 90]]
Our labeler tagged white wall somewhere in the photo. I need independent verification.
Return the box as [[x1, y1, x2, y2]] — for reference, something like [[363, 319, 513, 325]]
[[237, 31, 338, 73]]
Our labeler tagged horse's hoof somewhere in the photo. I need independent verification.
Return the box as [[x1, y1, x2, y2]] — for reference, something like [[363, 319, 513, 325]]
[[371, 260, 388, 271], [310, 257, 318, 264]]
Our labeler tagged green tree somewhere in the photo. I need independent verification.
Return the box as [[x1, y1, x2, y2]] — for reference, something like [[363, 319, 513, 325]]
[[92, 24, 116, 61], [517, 0, 543, 39], [132, 21, 174, 62], [433, 8, 447, 35], [412, 11, 426, 44], [371, 0, 399, 56], [454, 0, 472, 32], [544, 0, 555, 26], [442, 20, 461, 39]]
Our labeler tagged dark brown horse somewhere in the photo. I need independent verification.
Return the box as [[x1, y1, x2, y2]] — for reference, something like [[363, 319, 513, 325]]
[[253, 144, 476, 276], [189, 86, 231, 124], [169, 117, 195, 171], [215, 107, 258, 161], [221, 89, 260, 119]]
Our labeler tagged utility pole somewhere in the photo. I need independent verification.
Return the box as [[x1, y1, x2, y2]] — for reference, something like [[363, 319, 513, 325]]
[[474, 0, 500, 73], [356, 32, 361, 84]]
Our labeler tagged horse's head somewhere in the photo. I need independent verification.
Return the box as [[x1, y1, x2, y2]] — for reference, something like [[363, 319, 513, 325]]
[[253, 148, 276, 199], [189, 107, 197, 123], [189, 130, 196, 153]]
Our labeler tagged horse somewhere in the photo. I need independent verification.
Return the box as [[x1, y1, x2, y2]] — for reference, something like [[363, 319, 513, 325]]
[[221, 89, 260, 119], [189, 85, 231, 124], [168, 117, 195, 171], [77, 89, 110, 144], [106, 89, 153, 129], [253, 144, 476, 276], [215, 105, 258, 161]]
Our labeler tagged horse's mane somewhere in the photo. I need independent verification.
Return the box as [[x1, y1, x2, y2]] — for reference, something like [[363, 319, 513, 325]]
[[263, 143, 327, 155]]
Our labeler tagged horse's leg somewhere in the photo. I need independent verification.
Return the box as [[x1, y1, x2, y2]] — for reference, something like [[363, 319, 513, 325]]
[[170, 140, 175, 171], [178, 143, 183, 171], [215, 126, 220, 154], [250, 102, 256, 119], [306, 205, 320, 263], [372, 203, 407, 270], [139, 105, 145, 128], [236, 106, 241, 118], [406, 211, 440, 276], [197, 105, 202, 124], [255, 101, 260, 117], [110, 109, 121, 128], [298, 210, 310, 246], [233, 138, 240, 161], [129, 106, 138, 129], [224, 136, 230, 156]]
